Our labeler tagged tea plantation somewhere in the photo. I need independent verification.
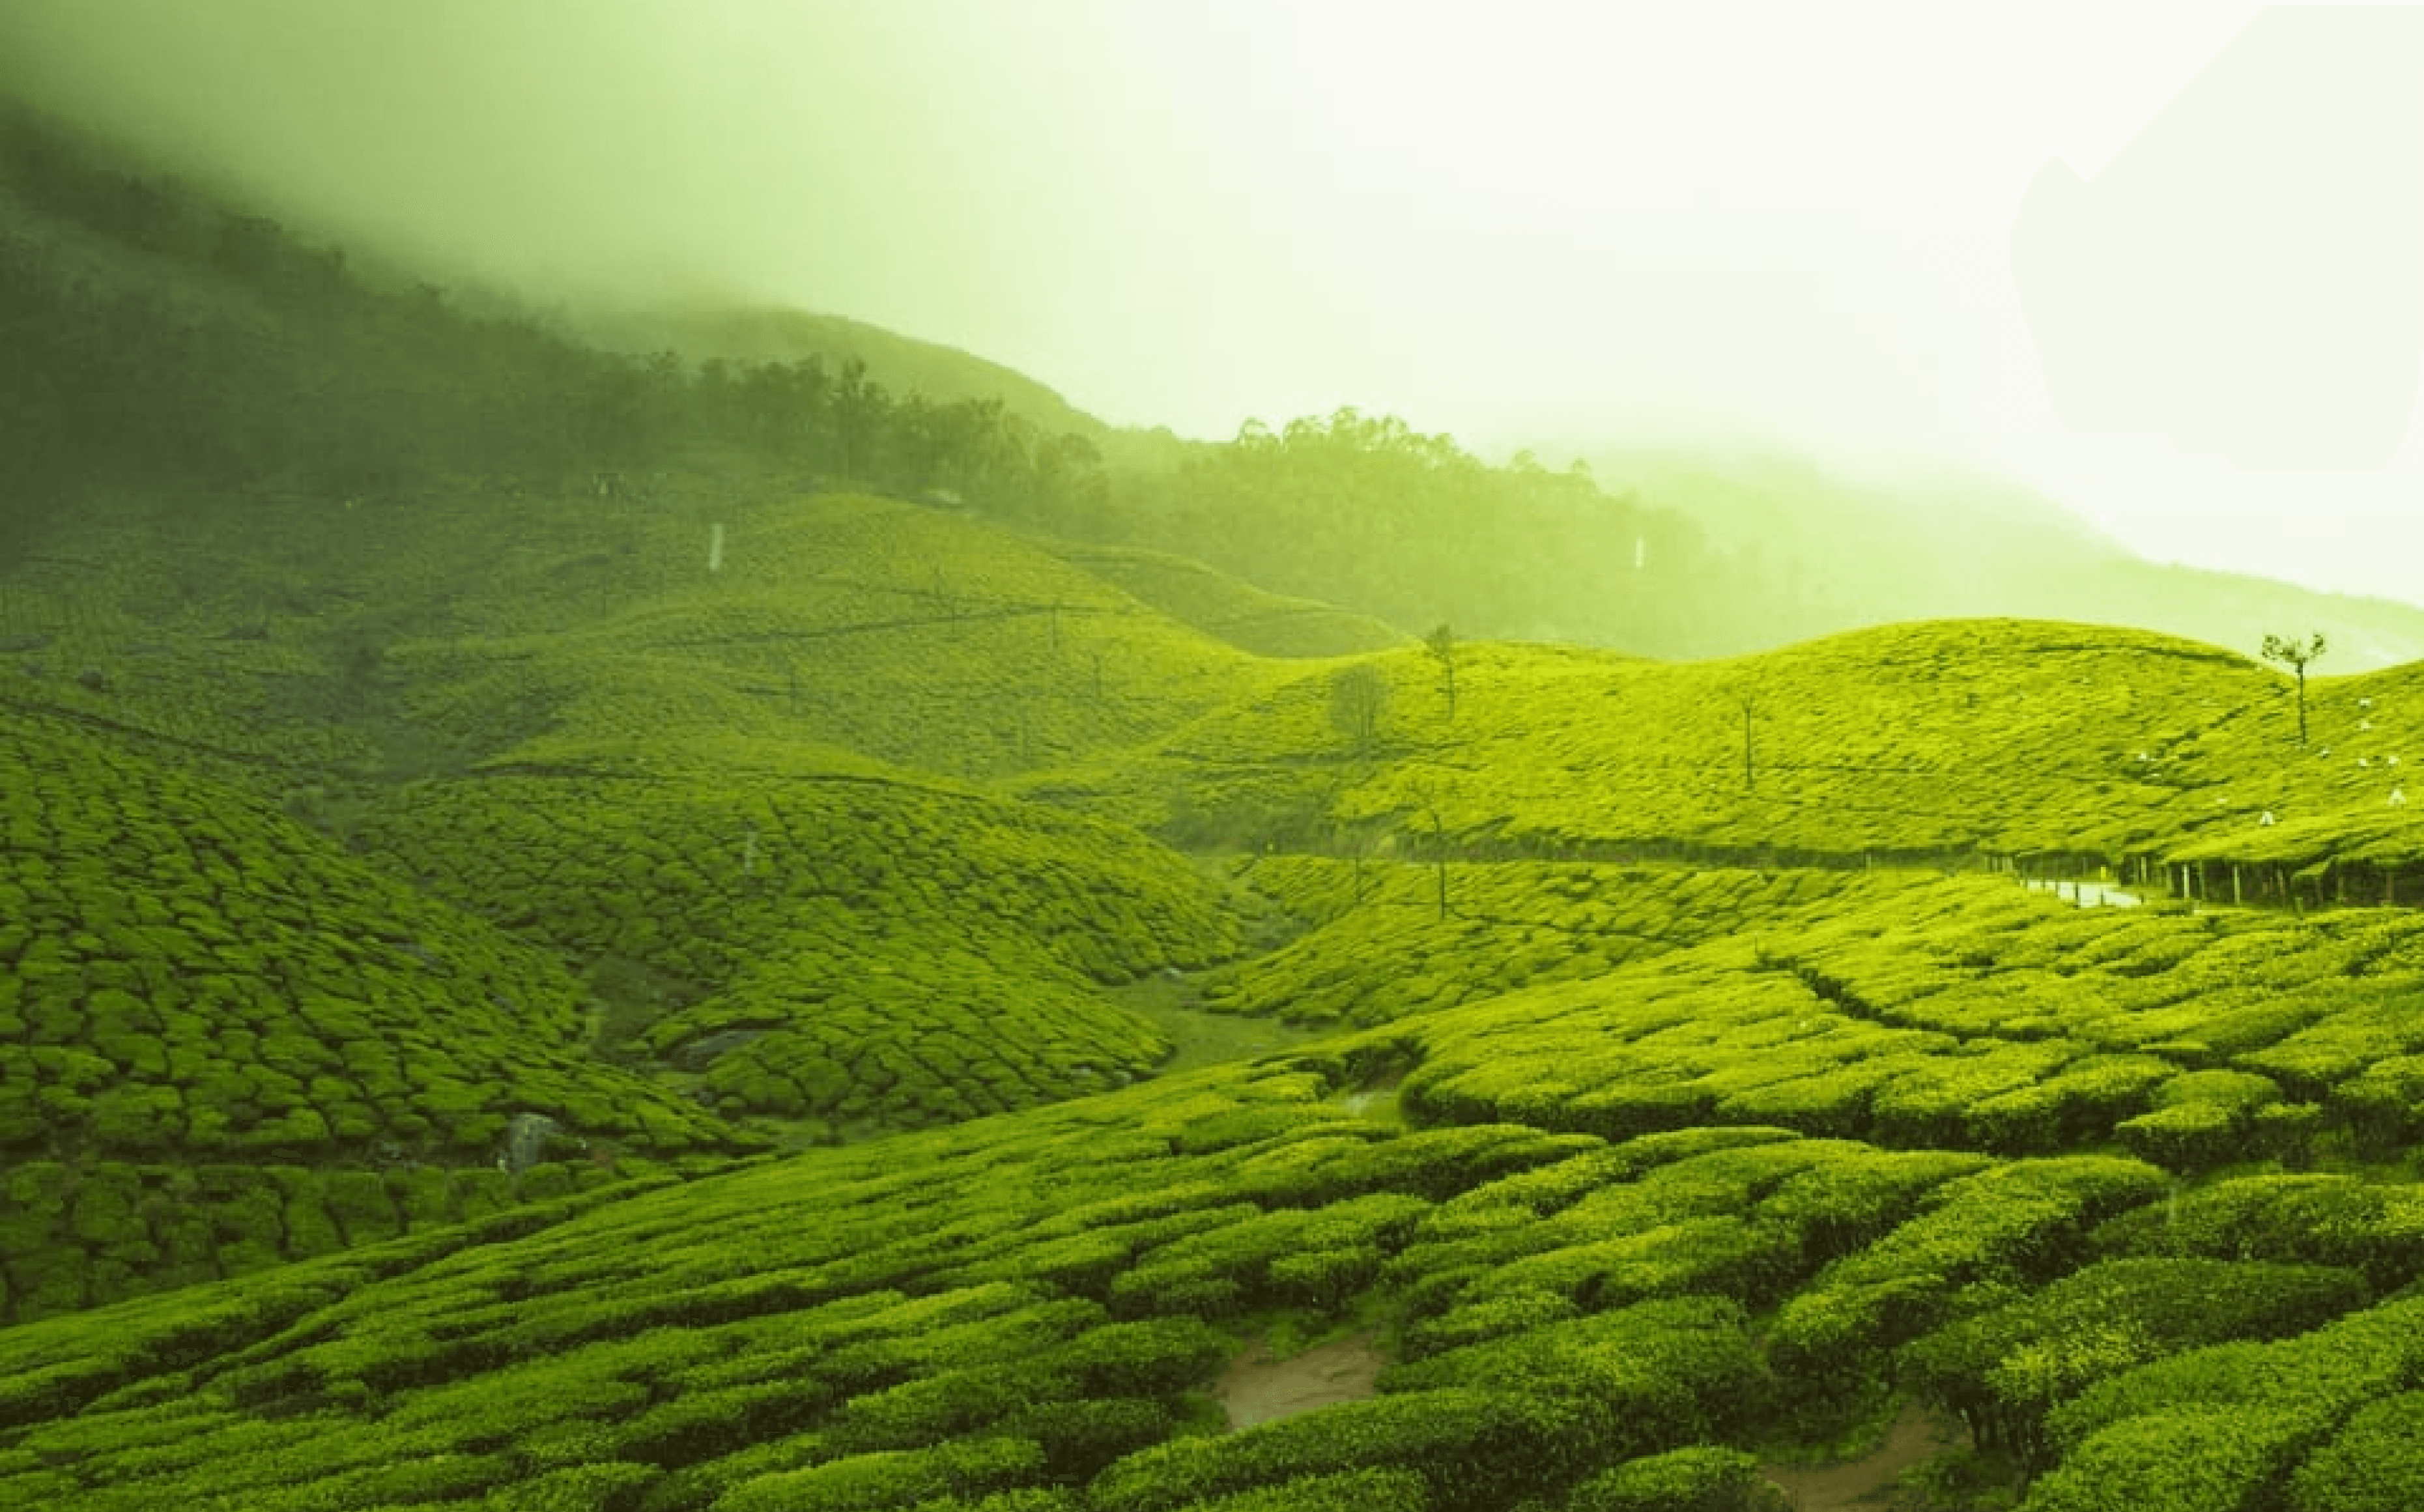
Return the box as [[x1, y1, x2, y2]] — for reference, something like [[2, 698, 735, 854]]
[[4, 483, 2423, 1510]]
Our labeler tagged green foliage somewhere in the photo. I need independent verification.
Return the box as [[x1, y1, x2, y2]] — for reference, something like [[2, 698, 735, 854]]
[[1040, 1319, 1233, 1398], [2019, 1405, 2311, 1512], [1131, 407, 1713, 659], [1559, 1447, 1789, 1512], [1380, 1296, 1767, 1466], [0, 711, 740, 1188], [0, 102, 1117, 538], [2115, 1071, 2283, 1172], [1770, 1157, 2168, 1384], [713, 1435, 1045, 1512], [355, 753, 1234, 1133], [2287, 1391, 2424, 1512], [1902, 1257, 2369, 1475], [2024, 1296, 2424, 1511], [1152, 1468, 1433, 1511], [2092, 1175, 2424, 1294], [1088, 1388, 1553, 1512], [1204, 859, 1874, 1027], [1049, 542, 1404, 659], [15, 139, 2424, 1512], [1328, 663, 1390, 756]]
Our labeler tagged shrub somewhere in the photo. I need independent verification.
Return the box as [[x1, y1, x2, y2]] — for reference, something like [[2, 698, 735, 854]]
[[823, 1362, 1064, 1458], [1901, 1258, 2368, 1476], [1158, 1468, 1433, 1511], [1044, 1319, 1233, 1399], [2328, 1055, 2424, 1156], [2019, 1405, 2309, 1512], [2286, 1390, 2424, 1512], [1087, 1389, 1552, 1512], [2115, 1104, 2245, 1173], [612, 1380, 834, 1468], [1403, 1288, 1582, 1359], [1560, 1447, 1790, 1512], [997, 1396, 1169, 1481], [1107, 1195, 1426, 1320], [712, 1434, 1045, 1512], [2092, 1176, 2424, 1294], [1771, 1158, 2166, 1382], [2046, 1296, 2424, 1462], [1380, 1296, 1767, 1474], [480, 1459, 657, 1511]]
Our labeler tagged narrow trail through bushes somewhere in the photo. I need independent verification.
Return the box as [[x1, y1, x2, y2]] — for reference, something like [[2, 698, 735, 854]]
[[1212, 1332, 1388, 1430], [1761, 1400, 1965, 1510]]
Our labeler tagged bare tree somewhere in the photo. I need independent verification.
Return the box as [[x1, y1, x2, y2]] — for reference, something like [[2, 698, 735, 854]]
[[1730, 683, 1763, 793], [2260, 632, 2328, 745], [1330, 663, 1389, 755], [1406, 776, 1453, 920], [1425, 622, 1460, 721]]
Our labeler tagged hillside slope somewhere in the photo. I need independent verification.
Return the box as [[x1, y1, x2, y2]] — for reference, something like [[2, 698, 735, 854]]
[[7, 93, 2424, 1512], [7, 875, 2423, 1508], [1043, 542, 1408, 659], [3, 480, 1289, 1158], [11, 492, 2424, 1507], [1031, 618, 2424, 880], [0, 701, 753, 1320]]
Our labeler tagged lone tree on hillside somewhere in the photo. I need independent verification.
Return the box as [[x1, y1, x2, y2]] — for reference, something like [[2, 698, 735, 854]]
[[2260, 631, 2328, 745], [1331, 663, 1390, 756], [1730, 683, 1764, 793], [1425, 622, 1461, 720]]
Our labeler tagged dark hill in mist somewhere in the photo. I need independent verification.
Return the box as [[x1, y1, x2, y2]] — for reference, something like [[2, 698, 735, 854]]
[[578, 304, 1195, 477], [8, 88, 2422, 668]]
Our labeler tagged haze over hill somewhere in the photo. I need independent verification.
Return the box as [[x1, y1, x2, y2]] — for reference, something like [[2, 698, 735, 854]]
[[2, 1, 2420, 605], [5, 79, 2422, 672], [9, 13, 2424, 1512]]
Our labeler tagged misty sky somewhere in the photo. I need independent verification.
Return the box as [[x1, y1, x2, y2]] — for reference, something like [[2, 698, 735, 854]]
[[1, 1, 2419, 603]]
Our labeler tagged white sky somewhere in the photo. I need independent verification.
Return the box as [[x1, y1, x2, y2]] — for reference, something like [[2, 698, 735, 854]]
[[2, 1, 2419, 602]]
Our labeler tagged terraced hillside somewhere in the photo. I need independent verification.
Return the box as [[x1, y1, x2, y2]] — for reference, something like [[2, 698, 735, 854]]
[[1033, 618, 2424, 881], [6, 874, 2424, 1510], [7, 470, 2424, 1509], [8, 92, 2423, 1510], [1042, 544, 1407, 660], [0, 702, 752, 1319], [1, 479, 1292, 788], [352, 762, 1240, 1135], [0, 483, 1319, 1320]]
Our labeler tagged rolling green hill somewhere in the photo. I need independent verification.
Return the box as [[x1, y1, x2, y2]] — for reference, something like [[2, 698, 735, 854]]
[[6, 93, 2424, 1512], [1041, 543, 1408, 661], [351, 763, 1239, 1135], [11, 479, 2424, 1506], [6, 879, 2424, 1509], [1, 479, 1293, 1154], [0, 700, 753, 1320], [1030, 618, 2424, 885]]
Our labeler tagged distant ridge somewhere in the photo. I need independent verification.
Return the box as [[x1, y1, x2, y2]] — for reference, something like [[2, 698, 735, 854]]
[[577, 303, 1192, 473], [1579, 440, 2424, 670]]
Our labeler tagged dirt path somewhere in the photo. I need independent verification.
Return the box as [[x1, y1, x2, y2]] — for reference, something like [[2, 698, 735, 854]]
[[1213, 1332, 1388, 1430], [1761, 1401, 1965, 1510]]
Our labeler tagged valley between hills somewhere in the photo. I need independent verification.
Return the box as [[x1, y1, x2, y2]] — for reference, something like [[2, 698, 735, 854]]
[[3, 463, 2423, 1512], [4, 94, 2423, 1512]]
